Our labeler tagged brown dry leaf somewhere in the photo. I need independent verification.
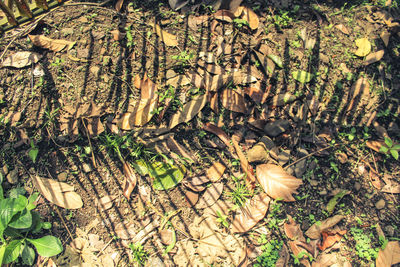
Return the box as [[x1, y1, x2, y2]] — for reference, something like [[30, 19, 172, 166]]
[[256, 164, 303, 202], [206, 162, 226, 182], [2, 51, 42, 68], [335, 24, 350, 35], [168, 94, 207, 130], [231, 193, 270, 233], [232, 133, 256, 187], [86, 117, 105, 137], [159, 229, 174, 245], [203, 123, 236, 155], [233, 6, 244, 17], [254, 51, 275, 76], [364, 50, 384, 65], [276, 244, 290, 267], [244, 87, 266, 104], [32, 175, 83, 209], [152, 23, 178, 47], [381, 179, 400, 194], [214, 10, 235, 22], [196, 182, 224, 209], [284, 215, 305, 241], [220, 89, 246, 113], [376, 241, 400, 267], [305, 215, 345, 239], [288, 240, 313, 267], [184, 190, 199, 207], [269, 93, 297, 107], [207, 71, 245, 91], [380, 31, 390, 47], [318, 230, 346, 251], [366, 140, 385, 153], [188, 15, 208, 31], [241, 6, 259, 30], [115, 0, 124, 11], [97, 195, 116, 210], [122, 162, 137, 199], [4, 111, 21, 126], [312, 252, 338, 267], [346, 76, 369, 112], [111, 29, 125, 41], [29, 35, 75, 52]]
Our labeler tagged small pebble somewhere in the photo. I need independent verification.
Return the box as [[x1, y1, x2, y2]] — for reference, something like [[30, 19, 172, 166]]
[[375, 199, 386, 210], [6, 169, 19, 184], [354, 182, 361, 191]]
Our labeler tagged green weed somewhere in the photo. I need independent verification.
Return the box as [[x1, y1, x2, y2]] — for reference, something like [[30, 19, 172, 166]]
[[227, 174, 252, 208], [379, 137, 400, 160], [350, 227, 379, 262], [254, 237, 283, 267]]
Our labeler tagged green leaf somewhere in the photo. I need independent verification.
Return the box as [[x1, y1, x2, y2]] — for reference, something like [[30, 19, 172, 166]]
[[3, 239, 23, 264], [21, 244, 35, 266], [149, 162, 185, 191], [132, 159, 149, 176], [326, 190, 350, 214], [7, 187, 26, 199], [379, 145, 389, 153], [26, 193, 38, 211], [391, 149, 399, 160], [391, 144, 400, 150], [292, 70, 313, 83], [28, 148, 39, 163], [267, 54, 283, 68], [0, 198, 19, 235], [9, 209, 32, 229], [384, 137, 393, 148], [0, 244, 6, 265], [27, 236, 63, 257]]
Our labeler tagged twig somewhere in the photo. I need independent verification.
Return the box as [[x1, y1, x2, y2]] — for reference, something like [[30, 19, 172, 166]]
[[97, 238, 114, 257], [284, 144, 338, 170]]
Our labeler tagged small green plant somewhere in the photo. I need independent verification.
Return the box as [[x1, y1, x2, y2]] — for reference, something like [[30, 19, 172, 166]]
[[254, 236, 283, 267], [129, 242, 148, 266], [350, 227, 379, 262], [0, 174, 63, 265], [292, 250, 313, 265], [171, 50, 194, 70], [227, 174, 252, 208], [379, 137, 400, 160], [215, 210, 229, 228], [272, 10, 293, 31], [233, 18, 249, 28], [124, 25, 135, 48], [28, 141, 39, 163], [266, 200, 283, 230]]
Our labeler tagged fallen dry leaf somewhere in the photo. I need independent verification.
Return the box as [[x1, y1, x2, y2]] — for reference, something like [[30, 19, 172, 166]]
[[32, 175, 83, 209], [354, 38, 371, 57], [184, 190, 199, 207], [122, 162, 137, 199], [159, 229, 174, 245], [220, 88, 246, 113], [214, 9, 235, 22], [231, 193, 270, 233], [206, 162, 226, 182], [4, 111, 21, 126], [115, 0, 124, 11], [241, 6, 259, 30], [364, 50, 384, 65], [380, 31, 390, 47], [188, 15, 208, 31], [232, 132, 256, 187], [97, 195, 116, 210], [335, 24, 350, 35], [366, 140, 385, 153], [256, 164, 303, 202], [203, 123, 236, 155], [284, 215, 305, 241], [152, 23, 178, 47], [196, 182, 224, 209], [376, 241, 400, 267], [169, 94, 207, 130], [312, 252, 338, 267], [110, 29, 125, 41], [317, 230, 346, 251], [244, 86, 269, 104], [346, 76, 369, 112], [2, 51, 42, 68], [305, 215, 345, 239], [269, 93, 297, 107], [29, 35, 75, 52]]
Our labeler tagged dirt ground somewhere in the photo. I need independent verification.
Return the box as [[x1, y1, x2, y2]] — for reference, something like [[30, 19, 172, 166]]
[[0, 0, 400, 266]]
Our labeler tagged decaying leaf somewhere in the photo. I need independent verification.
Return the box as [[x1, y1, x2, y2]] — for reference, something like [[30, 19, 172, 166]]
[[364, 50, 384, 65], [220, 89, 246, 113], [196, 182, 224, 209], [305, 215, 344, 239], [110, 29, 125, 41], [206, 162, 226, 182], [152, 24, 178, 47], [4, 111, 21, 126], [346, 76, 369, 112], [159, 229, 174, 245], [354, 38, 371, 57], [244, 86, 269, 104], [366, 140, 385, 153], [317, 230, 346, 251], [2, 51, 42, 68], [32, 175, 83, 209], [168, 94, 207, 130], [231, 193, 270, 233], [312, 252, 339, 267], [115, 0, 124, 12], [380, 31, 390, 47], [214, 10, 235, 22], [335, 24, 350, 35], [269, 93, 297, 107], [29, 35, 75, 52], [254, 51, 275, 76], [256, 164, 303, 202], [292, 70, 313, 83], [376, 241, 400, 267], [203, 123, 236, 155], [184, 190, 199, 207]]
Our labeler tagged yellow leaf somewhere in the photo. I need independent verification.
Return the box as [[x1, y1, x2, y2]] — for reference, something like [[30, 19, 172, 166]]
[[354, 38, 371, 57], [152, 24, 178, 47]]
